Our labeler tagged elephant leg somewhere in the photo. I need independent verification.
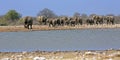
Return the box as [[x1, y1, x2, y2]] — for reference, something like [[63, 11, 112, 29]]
[[61, 20, 64, 26], [45, 22, 47, 25], [49, 23, 51, 27], [54, 23, 56, 27], [27, 24, 29, 29], [71, 22, 75, 26], [107, 20, 109, 24], [52, 23, 55, 27], [30, 24, 32, 29], [24, 24, 27, 28], [96, 21, 99, 25], [112, 20, 114, 25], [50, 24, 52, 27], [80, 21, 83, 25], [24, 25, 26, 28], [44, 21, 46, 25], [39, 21, 42, 25], [70, 22, 72, 26], [99, 21, 101, 24]]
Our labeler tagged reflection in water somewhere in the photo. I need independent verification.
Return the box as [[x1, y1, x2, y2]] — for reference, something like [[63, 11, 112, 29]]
[[0, 29, 120, 52]]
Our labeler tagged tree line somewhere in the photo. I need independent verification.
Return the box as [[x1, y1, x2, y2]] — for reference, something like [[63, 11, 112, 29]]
[[0, 8, 120, 26]]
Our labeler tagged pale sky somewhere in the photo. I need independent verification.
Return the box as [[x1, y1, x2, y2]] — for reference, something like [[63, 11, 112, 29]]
[[0, 0, 119, 17]]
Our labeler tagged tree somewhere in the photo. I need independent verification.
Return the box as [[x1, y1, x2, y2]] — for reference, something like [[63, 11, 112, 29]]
[[73, 12, 80, 17], [37, 8, 57, 18], [81, 13, 88, 19], [5, 10, 21, 21]]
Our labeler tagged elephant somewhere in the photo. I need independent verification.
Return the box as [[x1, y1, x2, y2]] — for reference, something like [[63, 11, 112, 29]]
[[24, 16, 33, 29], [74, 17, 83, 25], [104, 16, 114, 25], [60, 18, 64, 26], [86, 18, 94, 25], [37, 16, 47, 25], [60, 16, 69, 25], [65, 17, 75, 26], [70, 20, 76, 26], [78, 17, 83, 25], [47, 18, 57, 27], [48, 17, 67, 27], [92, 15, 104, 25], [56, 18, 61, 26], [56, 18, 65, 26]]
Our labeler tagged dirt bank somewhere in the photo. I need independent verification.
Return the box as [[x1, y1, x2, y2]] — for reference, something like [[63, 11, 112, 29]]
[[0, 24, 120, 32]]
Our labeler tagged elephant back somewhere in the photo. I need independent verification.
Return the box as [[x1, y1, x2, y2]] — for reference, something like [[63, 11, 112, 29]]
[[23, 16, 29, 24]]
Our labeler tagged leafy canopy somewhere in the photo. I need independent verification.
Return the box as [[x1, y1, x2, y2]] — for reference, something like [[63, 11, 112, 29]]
[[37, 8, 57, 18], [5, 10, 21, 21]]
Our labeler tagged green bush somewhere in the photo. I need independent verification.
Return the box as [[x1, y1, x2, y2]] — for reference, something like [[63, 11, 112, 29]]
[[0, 18, 8, 26]]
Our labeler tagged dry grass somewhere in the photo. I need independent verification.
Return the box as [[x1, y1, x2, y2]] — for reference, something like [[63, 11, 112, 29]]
[[0, 24, 120, 32]]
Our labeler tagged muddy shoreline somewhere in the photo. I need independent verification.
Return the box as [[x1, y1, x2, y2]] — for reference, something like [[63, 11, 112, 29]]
[[0, 24, 120, 32]]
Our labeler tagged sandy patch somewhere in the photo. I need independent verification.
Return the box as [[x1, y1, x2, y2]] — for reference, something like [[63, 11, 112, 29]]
[[0, 24, 120, 32]]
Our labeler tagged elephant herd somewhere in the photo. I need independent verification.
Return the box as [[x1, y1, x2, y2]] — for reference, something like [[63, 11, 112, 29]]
[[86, 15, 114, 25], [37, 16, 83, 27], [23, 15, 115, 29]]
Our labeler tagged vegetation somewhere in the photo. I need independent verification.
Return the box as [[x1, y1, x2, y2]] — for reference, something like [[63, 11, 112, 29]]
[[0, 15, 8, 26], [4, 10, 21, 21], [0, 10, 22, 26], [37, 8, 57, 18], [73, 12, 80, 17]]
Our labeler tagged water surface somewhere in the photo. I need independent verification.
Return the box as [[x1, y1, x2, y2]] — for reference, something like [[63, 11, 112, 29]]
[[0, 29, 120, 52]]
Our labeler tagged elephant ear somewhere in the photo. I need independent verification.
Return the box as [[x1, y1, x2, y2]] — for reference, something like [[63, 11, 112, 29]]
[[110, 16, 114, 20], [75, 17, 77, 20], [37, 16, 40, 21], [41, 16, 44, 20], [37, 16, 42, 21], [37, 16, 41, 19], [106, 16, 108, 19], [92, 15, 96, 19]]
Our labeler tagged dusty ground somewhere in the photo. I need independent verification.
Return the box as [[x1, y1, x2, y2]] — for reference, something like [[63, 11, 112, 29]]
[[0, 24, 120, 32], [0, 49, 120, 60]]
